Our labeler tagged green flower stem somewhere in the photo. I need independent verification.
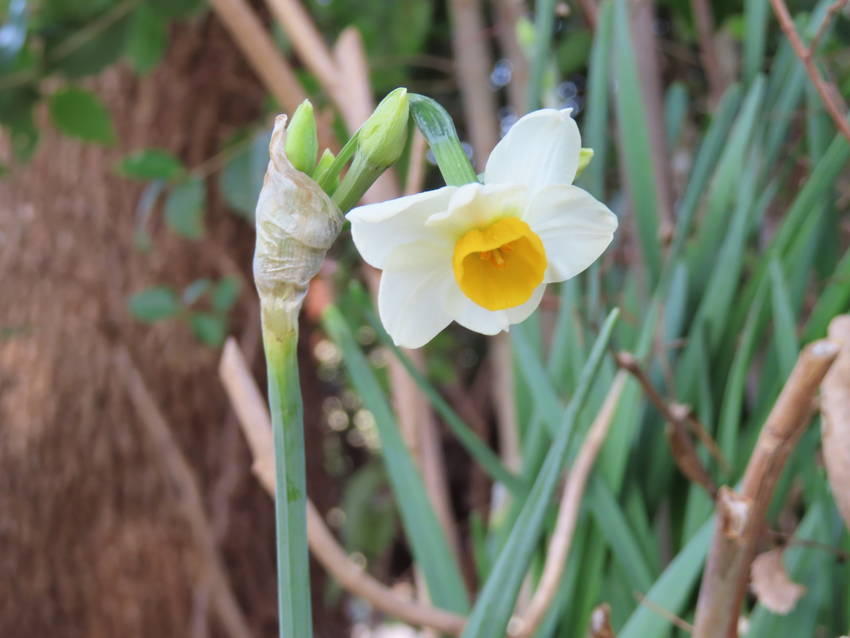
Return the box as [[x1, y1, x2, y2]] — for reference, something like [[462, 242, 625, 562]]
[[409, 93, 479, 186], [331, 152, 385, 213], [262, 327, 312, 638], [315, 131, 359, 194]]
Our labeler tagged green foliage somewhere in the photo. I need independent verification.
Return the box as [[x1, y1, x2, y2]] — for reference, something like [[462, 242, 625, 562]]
[[118, 148, 184, 181], [128, 286, 180, 322], [48, 86, 115, 144], [125, 4, 167, 74], [219, 130, 271, 220], [164, 177, 205, 239], [128, 276, 239, 347]]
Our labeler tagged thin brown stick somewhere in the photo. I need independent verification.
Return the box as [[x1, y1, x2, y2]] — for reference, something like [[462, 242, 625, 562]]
[[689, 0, 728, 104], [513, 371, 628, 638], [115, 345, 253, 638], [208, 0, 306, 114], [616, 352, 720, 495], [820, 315, 850, 532], [404, 130, 429, 196], [809, 0, 848, 56], [692, 340, 840, 638], [218, 338, 467, 635], [448, 0, 500, 167], [493, 0, 531, 111], [634, 592, 694, 633], [577, 0, 599, 29], [769, 0, 850, 145]]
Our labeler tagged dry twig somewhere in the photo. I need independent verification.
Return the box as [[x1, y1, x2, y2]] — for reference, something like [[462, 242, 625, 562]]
[[449, 0, 500, 167], [820, 315, 850, 531], [208, 0, 306, 113], [616, 352, 723, 496], [769, 0, 850, 145], [689, 0, 728, 104], [513, 371, 628, 638], [218, 338, 467, 636], [115, 346, 253, 638], [810, 0, 848, 57], [692, 339, 839, 638]]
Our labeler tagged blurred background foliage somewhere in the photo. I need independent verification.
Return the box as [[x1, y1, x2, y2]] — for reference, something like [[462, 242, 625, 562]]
[[4, 0, 850, 637]]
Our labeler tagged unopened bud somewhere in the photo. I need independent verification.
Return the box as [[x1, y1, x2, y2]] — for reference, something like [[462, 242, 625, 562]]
[[576, 147, 593, 177], [357, 87, 409, 170], [254, 115, 342, 336], [284, 99, 318, 175], [313, 148, 339, 192]]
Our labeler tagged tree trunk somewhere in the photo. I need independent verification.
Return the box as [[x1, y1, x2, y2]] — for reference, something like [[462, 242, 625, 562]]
[[0, 15, 345, 638]]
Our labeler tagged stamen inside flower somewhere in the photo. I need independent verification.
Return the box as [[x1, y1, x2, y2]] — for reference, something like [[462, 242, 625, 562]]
[[452, 217, 547, 310]]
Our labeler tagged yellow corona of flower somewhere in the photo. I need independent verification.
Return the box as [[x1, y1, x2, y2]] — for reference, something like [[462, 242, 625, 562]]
[[348, 108, 618, 348]]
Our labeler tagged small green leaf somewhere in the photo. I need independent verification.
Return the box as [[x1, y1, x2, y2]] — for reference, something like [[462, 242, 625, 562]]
[[211, 276, 241, 312], [189, 312, 227, 346], [128, 286, 180, 323], [118, 148, 184, 181], [48, 87, 116, 145], [182, 278, 211, 306], [48, 14, 132, 78], [125, 4, 167, 74], [164, 178, 205, 239]]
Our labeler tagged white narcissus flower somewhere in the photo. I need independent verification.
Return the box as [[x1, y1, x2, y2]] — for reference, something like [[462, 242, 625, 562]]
[[347, 108, 618, 348]]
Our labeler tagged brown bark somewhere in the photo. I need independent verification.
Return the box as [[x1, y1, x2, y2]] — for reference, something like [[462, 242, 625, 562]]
[[0, 16, 344, 638]]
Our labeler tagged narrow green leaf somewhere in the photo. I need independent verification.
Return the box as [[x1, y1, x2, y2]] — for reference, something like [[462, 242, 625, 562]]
[[803, 245, 850, 342], [118, 148, 184, 181], [128, 286, 180, 322], [769, 258, 799, 377], [619, 518, 714, 638], [368, 311, 524, 494], [322, 305, 470, 613], [164, 177, 205, 239], [578, 0, 614, 200], [664, 82, 689, 149], [612, 0, 662, 282], [461, 309, 619, 638], [743, 0, 768, 85], [48, 86, 116, 145]]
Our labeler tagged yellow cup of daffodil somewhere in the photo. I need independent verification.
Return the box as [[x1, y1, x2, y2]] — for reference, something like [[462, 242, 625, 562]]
[[347, 108, 618, 348]]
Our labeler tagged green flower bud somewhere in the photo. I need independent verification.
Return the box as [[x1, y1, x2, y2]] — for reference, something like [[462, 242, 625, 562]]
[[284, 99, 318, 175], [576, 147, 594, 178], [255, 115, 342, 337], [357, 87, 410, 170], [313, 148, 339, 192]]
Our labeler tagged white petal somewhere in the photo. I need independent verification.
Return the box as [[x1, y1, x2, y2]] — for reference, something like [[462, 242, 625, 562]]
[[505, 284, 546, 324], [378, 250, 455, 348], [443, 284, 510, 336], [425, 183, 526, 236], [523, 185, 617, 283], [484, 109, 581, 194], [347, 187, 455, 268]]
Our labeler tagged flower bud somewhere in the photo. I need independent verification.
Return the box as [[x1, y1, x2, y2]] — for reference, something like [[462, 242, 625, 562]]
[[284, 99, 318, 175], [576, 147, 594, 178], [313, 148, 339, 192], [357, 87, 410, 170], [254, 115, 342, 336]]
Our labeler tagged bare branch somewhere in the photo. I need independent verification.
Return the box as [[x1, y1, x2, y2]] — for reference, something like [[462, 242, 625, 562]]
[[769, 0, 850, 145], [689, 0, 729, 104], [208, 0, 306, 114], [692, 340, 840, 638], [513, 371, 628, 638], [809, 0, 848, 57]]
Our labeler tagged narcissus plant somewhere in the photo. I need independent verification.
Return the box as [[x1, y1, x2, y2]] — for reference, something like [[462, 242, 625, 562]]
[[347, 108, 618, 348]]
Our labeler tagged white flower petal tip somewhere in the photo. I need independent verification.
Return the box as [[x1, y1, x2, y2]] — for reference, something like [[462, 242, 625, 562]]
[[485, 108, 582, 194]]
